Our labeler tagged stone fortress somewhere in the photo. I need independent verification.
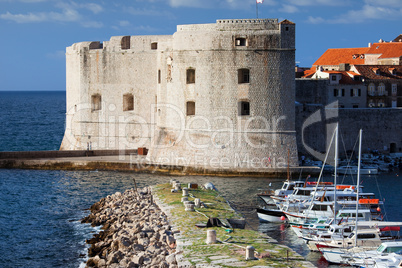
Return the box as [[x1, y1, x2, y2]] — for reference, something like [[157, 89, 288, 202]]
[[60, 19, 299, 170]]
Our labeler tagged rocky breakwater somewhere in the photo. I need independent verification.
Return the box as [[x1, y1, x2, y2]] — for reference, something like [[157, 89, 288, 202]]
[[81, 187, 178, 268]]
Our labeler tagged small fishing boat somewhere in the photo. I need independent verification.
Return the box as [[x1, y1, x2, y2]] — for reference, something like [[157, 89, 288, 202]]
[[256, 206, 286, 223], [337, 165, 378, 175]]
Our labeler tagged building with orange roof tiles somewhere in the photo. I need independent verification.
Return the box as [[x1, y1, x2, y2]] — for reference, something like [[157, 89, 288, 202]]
[[365, 42, 402, 65]]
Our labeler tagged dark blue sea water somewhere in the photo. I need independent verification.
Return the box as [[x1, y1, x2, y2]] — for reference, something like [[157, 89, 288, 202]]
[[0, 91, 401, 267], [0, 91, 65, 151]]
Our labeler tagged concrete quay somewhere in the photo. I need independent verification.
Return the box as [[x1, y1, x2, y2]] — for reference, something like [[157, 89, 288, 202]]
[[0, 150, 320, 177], [151, 182, 316, 268]]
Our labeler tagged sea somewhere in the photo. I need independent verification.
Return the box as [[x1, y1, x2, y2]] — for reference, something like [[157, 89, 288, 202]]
[[0, 91, 401, 268]]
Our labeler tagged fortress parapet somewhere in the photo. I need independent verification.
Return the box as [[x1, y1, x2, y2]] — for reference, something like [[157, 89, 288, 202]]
[[60, 19, 298, 171]]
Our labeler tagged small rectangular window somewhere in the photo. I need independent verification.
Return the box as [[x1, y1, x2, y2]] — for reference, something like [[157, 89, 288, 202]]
[[121, 36, 130, 50], [235, 38, 247, 46], [238, 69, 250, 84], [334, 88, 338, 97], [158, 70, 161, 84], [186, 69, 195, 84], [238, 101, 250, 116], [123, 94, 134, 111], [151, 42, 158, 50], [91, 94, 102, 111], [331, 75, 337, 81], [186, 101, 195, 116]]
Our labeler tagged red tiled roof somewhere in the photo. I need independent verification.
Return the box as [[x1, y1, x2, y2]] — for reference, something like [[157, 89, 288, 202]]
[[393, 34, 402, 43], [279, 19, 295, 25], [313, 48, 370, 66], [301, 67, 316, 78], [347, 71, 360, 76], [354, 65, 402, 80], [322, 71, 362, 85], [366, 42, 402, 59]]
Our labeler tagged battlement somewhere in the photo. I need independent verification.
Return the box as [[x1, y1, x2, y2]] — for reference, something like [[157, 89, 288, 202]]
[[177, 18, 280, 32]]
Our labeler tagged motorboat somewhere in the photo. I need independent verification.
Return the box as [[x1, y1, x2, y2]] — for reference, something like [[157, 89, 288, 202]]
[[337, 165, 378, 175]]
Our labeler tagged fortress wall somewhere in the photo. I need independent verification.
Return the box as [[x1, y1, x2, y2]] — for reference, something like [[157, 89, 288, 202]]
[[61, 19, 299, 171], [296, 107, 402, 158], [61, 36, 164, 151], [148, 19, 298, 169]]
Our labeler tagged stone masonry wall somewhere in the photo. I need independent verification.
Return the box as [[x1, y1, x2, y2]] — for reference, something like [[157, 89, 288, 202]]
[[296, 106, 402, 159], [61, 19, 299, 171]]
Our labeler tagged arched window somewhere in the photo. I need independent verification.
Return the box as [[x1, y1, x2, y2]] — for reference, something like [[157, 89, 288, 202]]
[[91, 94, 102, 111], [378, 83, 385, 96], [123, 94, 134, 111], [368, 83, 375, 96]]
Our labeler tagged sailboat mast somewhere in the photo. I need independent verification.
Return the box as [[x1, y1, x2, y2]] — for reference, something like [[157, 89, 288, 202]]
[[354, 129, 363, 247], [333, 124, 338, 224]]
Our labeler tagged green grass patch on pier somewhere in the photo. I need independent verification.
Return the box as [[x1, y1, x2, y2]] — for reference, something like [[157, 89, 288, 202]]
[[153, 183, 311, 268]]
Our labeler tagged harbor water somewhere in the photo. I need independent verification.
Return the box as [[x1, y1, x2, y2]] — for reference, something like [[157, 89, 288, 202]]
[[0, 91, 401, 267]]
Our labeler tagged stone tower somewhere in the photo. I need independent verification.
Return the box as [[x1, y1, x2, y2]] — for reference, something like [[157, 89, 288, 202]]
[[60, 19, 298, 171]]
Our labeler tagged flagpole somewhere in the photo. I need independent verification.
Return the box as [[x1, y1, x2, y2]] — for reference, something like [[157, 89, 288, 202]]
[[256, 1, 258, 18]]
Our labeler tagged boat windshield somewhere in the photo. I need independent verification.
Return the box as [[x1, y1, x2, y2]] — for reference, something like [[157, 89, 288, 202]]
[[377, 244, 386, 253], [282, 183, 289, 190]]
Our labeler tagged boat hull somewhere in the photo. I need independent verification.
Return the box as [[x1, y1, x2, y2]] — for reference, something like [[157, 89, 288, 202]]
[[256, 207, 286, 223]]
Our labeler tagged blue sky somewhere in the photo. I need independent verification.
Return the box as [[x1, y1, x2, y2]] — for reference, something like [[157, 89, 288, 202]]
[[0, 0, 401, 91]]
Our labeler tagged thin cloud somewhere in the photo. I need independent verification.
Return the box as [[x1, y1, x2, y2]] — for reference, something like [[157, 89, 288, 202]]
[[286, 0, 348, 6], [307, 3, 402, 24], [279, 5, 299, 13], [0, 10, 80, 23], [126, 6, 175, 20], [0, 2, 104, 27], [168, 0, 276, 9], [46, 50, 65, 60]]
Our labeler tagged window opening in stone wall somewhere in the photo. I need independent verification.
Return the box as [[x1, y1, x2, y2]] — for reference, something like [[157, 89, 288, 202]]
[[121, 36, 130, 50], [238, 101, 250, 116], [334, 88, 338, 97], [358, 88, 361, 97], [123, 94, 134, 111], [186, 101, 195, 116], [285, 27, 289, 31], [350, 89, 354, 97], [392, 84, 397, 96], [368, 83, 375, 96], [353, 104, 359, 108], [331, 75, 337, 81], [158, 70, 161, 84], [341, 89, 345, 97], [238, 69, 250, 84], [378, 83, 385, 96], [235, 38, 247, 46], [91, 94, 102, 111], [151, 42, 158, 50], [186, 69, 195, 84]]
